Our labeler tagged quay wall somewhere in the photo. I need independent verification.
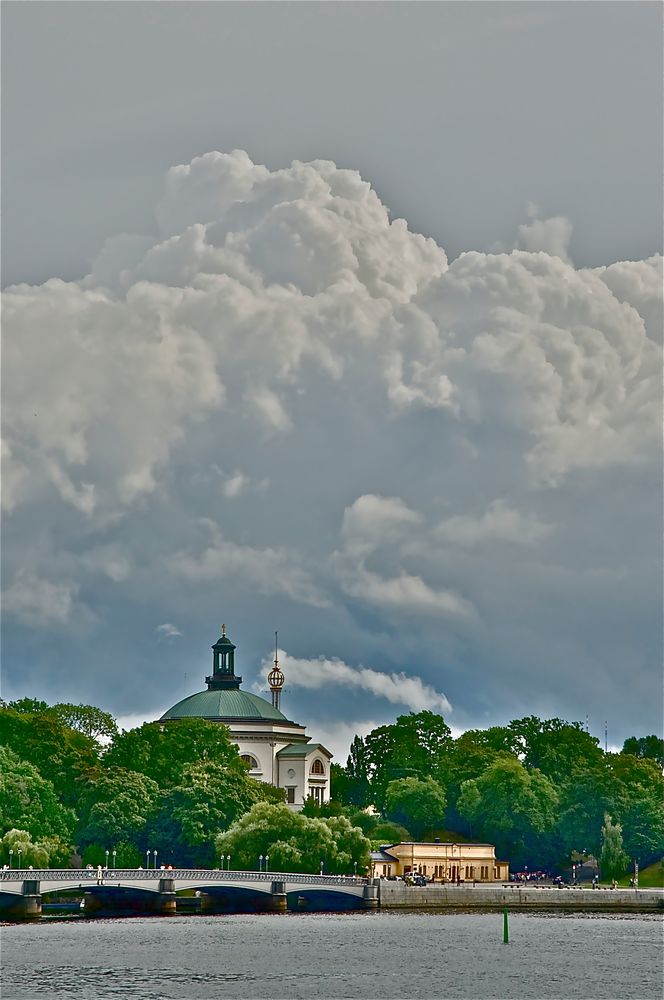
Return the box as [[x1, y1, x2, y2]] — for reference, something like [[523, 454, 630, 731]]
[[376, 882, 664, 912]]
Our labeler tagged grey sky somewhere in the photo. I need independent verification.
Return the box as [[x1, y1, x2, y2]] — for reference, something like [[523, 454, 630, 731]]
[[1, 2, 662, 761], [3, 2, 661, 288]]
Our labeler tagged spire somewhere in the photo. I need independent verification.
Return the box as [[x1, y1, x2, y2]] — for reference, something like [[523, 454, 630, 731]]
[[268, 630, 285, 711], [206, 624, 242, 691]]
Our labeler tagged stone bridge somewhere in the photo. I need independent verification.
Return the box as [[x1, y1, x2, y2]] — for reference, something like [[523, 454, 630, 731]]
[[0, 869, 376, 919]]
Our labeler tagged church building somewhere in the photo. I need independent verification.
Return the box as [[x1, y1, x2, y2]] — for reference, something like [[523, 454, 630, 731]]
[[160, 626, 332, 809]]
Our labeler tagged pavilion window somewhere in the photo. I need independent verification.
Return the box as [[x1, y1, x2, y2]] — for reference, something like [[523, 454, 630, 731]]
[[286, 787, 295, 804]]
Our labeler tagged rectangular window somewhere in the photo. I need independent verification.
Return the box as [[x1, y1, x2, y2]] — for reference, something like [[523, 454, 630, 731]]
[[287, 787, 295, 804]]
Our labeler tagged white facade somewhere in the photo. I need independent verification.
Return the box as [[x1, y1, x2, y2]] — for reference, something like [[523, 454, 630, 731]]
[[160, 627, 333, 811], [227, 719, 332, 810]]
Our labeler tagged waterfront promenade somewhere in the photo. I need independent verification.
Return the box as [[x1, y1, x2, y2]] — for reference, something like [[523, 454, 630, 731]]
[[376, 880, 664, 911], [1, 868, 662, 919]]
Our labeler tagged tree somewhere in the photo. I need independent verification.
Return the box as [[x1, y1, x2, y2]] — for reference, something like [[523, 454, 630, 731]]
[[609, 754, 664, 865], [149, 762, 283, 867], [554, 762, 616, 862], [0, 705, 101, 806], [104, 719, 246, 787], [215, 802, 371, 874], [51, 703, 118, 742], [76, 766, 161, 850], [4, 698, 50, 714], [1, 827, 73, 867], [361, 712, 453, 810], [384, 776, 447, 839], [600, 813, 629, 880], [457, 755, 558, 866], [0, 745, 75, 843], [442, 731, 504, 830], [621, 735, 664, 769], [508, 716, 604, 785]]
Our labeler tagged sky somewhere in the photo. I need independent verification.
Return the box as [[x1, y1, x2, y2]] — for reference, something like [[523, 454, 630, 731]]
[[2, 2, 662, 763]]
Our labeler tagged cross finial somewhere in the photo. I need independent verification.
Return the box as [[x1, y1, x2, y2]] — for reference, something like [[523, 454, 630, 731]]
[[221, 623, 226, 637]]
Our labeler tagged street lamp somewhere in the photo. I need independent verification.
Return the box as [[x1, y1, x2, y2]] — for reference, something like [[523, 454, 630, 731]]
[[105, 850, 109, 869], [265, 855, 269, 872], [353, 862, 357, 878], [112, 850, 117, 869], [154, 850, 158, 869], [8, 850, 13, 869], [319, 860, 324, 876], [259, 855, 264, 873], [18, 850, 22, 869], [146, 849, 150, 870], [226, 855, 231, 871]]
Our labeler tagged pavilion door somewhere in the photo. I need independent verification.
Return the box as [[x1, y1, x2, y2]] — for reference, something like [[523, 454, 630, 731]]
[[450, 865, 457, 882]]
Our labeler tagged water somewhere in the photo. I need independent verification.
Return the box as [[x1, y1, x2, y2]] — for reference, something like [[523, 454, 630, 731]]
[[1, 911, 661, 1000]]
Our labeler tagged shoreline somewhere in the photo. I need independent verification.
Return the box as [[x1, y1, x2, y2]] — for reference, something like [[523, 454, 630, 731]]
[[376, 881, 664, 912]]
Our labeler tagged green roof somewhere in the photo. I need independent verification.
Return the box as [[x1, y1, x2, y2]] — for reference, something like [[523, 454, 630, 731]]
[[160, 688, 288, 722], [276, 742, 329, 757]]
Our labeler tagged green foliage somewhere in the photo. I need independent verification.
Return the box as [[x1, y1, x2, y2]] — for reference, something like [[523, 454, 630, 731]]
[[0, 745, 75, 842], [0, 828, 70, 867], [149, 761, 278, 867], [104, 719, 245, 787], [301, 796, 347, 818], [554, 762, 615, 860], [508, 716, 604, 784], [337, 738, 372, 806], [50, 703, 118, 742], [600, 813, 629, 880], [0, 706, 101, 805], [608, 754, 664, 865], [4, 698, 50, 714], [361, 712, 453, 810], [621, 735, 664, 768], [384, 776, 446, 838], [216, 802, 371, 874], [458, 755, 558, 866], [76, 766, 161, 849], [370, 821, 412, 848]]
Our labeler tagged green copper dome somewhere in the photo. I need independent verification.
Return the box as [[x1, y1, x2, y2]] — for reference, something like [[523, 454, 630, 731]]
[[160, 688, 288, 722]]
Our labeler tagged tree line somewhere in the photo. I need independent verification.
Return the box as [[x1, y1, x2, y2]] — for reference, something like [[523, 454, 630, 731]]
[[332, 711, 664, 877], [0, 698, 661, 879]]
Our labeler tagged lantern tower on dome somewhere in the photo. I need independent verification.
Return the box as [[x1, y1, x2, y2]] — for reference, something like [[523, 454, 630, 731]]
[[268, 631, 285, 711]]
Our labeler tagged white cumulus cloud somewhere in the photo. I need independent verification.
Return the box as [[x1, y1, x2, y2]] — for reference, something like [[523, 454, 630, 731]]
[[1, 149, 660, 737], [256, 650, 452, 715]]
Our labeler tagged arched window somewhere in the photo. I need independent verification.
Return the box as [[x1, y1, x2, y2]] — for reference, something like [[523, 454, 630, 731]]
[[310, 758, 325, 775], [240, 754, 259, 769]]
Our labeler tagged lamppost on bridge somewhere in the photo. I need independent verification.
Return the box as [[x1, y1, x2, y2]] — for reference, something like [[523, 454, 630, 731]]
[[105, 850, 109, 869], [259, 855, 264, 873], [8, 850, 13, 869], [265, 855, 269, 872], [226, 854, 231, 871], [319, 860, 324, 876], [18, 850, 22, 869], [112, 849, 117, 869], [354, 862, 357, 878], [146, 849, 150, 870], [154, 850, 158, 869]]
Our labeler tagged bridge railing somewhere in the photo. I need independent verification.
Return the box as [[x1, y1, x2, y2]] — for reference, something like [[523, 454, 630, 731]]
[[0, 868, 366, 887]]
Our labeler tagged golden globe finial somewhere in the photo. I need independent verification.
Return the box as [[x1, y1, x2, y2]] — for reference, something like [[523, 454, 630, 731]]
[[268, 631, 285, 710]]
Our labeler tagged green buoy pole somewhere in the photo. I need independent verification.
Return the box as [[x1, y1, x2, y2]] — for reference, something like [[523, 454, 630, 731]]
[[503, 906, 509, 944]]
